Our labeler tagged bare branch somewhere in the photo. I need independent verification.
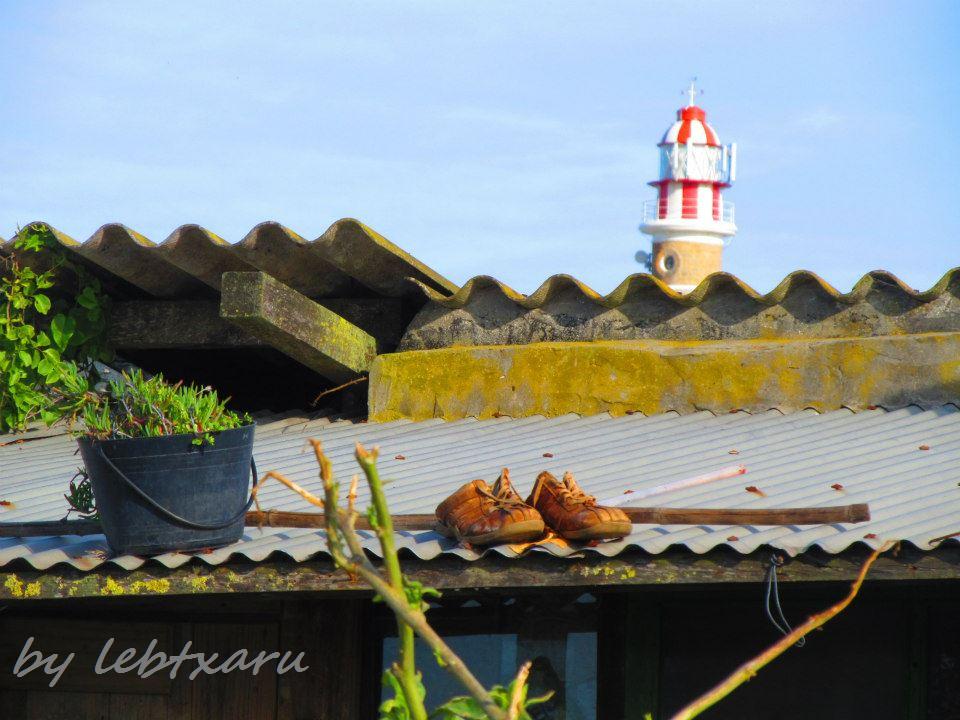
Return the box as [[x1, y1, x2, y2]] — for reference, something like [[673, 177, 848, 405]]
[[309, 376, 368, 407], [669, 544, 891, 720], [250, 470, 324, 513], [307, 438, 506, 720]]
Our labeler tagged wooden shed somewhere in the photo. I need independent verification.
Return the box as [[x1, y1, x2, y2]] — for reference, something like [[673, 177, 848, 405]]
[[2, 221, 959, 719]]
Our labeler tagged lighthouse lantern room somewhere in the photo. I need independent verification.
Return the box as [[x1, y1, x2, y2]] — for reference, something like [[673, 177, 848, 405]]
[[639, 80, 737, 292]]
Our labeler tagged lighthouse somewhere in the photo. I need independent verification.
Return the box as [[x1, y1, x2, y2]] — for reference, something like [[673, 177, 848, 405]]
[[638, 80, 737, 292]]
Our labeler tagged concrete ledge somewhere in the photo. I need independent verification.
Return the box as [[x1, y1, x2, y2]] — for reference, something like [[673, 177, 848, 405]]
[[220, 271, 377, 382], [2, 546, 958, 601], [369, 333, 960, 421]]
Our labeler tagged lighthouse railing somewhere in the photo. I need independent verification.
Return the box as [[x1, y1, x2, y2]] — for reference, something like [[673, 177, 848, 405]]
[[659, 144, 734, 183], [642, 199, 735, 224]]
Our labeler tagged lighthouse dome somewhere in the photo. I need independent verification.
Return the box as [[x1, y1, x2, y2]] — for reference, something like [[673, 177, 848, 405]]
[[660, 105, 720, 147]]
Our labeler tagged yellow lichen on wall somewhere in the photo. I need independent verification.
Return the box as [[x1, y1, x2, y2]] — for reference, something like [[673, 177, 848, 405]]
[[369, 333, 960, 421], [101, 577, 127, 595], [4, 575, 24, 597], [128, 579, 172, 595], [189, 575, 210, 591]]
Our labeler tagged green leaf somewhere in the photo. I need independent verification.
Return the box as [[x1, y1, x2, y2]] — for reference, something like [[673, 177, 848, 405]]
[[431, 697, 488, 720], [76, 286, 98, 309], [49, 314, 75, 350], [33, 294, 51, 314]]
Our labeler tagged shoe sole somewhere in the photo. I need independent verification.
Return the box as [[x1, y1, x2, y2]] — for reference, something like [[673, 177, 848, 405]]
[[434, 519, 546, 545], [558, 521, 633, 541]]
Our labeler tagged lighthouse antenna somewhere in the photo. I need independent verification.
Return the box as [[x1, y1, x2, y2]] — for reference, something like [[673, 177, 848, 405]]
[[685, 77, 701, 107]]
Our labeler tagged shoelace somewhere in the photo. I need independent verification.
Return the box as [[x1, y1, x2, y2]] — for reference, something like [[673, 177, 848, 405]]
[[478, 480, 528, 511], [556, 472, 597, 506]]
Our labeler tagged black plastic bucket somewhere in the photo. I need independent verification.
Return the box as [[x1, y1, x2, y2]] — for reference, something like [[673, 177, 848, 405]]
[[78, 425, 256, 555]]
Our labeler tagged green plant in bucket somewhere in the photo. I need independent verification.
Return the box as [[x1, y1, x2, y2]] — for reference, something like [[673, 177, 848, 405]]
[[80, 368, 251, 445]]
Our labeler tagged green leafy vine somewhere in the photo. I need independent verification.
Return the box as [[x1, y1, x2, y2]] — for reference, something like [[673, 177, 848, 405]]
[[0, 223, 110, 432]]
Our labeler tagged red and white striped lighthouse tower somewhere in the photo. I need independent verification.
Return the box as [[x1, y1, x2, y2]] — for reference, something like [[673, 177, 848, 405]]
[[639, 80, 737, 292]]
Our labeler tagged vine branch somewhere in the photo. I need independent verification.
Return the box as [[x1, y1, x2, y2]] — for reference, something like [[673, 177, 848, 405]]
[[668, 543, 891, 720], [306, 439, 511, 720]]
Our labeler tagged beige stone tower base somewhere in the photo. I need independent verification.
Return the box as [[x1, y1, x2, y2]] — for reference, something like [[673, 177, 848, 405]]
[[652, 240, 722, 292]]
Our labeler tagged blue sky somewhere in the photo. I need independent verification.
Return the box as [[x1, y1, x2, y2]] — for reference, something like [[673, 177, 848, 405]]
[[2, 1, 958, 293]]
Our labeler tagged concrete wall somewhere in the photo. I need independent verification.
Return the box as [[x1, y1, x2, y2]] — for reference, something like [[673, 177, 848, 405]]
[[370, 333, 960, 421]]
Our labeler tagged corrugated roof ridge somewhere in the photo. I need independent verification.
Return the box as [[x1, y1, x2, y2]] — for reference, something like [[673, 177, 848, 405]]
[[10, 535, 954, 573], [2, 219, 458, 300], [409, 267, 960, 310]]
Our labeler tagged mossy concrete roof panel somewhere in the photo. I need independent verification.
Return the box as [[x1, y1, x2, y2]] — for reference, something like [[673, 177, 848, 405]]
[[401, 270, 960, 349], [1, 219, 457, 302], [1, 406, 959, 572]]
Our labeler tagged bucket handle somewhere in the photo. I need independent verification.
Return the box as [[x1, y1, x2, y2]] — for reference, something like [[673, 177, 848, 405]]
[[94, 446, 257, 531]]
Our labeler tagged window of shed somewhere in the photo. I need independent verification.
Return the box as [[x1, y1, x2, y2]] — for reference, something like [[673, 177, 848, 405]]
[[377, 594, 598, 719]]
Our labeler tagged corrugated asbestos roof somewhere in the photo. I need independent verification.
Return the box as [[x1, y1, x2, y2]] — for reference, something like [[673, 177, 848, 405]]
[[1, 219, 457, 302], [412, 269, 960, 309], [399, 269, 960, 351], [2, 406, 959, 572]]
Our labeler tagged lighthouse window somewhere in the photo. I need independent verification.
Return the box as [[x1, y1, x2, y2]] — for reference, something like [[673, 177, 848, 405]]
[[659, 251, 679, 275]]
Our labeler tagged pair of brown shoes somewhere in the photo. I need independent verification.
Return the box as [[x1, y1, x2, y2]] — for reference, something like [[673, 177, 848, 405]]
[[435, 469, 631, 545]]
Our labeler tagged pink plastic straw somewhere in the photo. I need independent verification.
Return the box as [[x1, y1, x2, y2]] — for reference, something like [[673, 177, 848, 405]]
[[600, 464, 747, 507]]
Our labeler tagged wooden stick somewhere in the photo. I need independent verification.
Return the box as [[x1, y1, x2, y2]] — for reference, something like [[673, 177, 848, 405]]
[[247, 509, 437, 531], [309, 376, 368, 407], [621, 503, 871, 525], [0, 520, 103, 536], [0, 504, 870, 537], [245, 505, 870, 529]]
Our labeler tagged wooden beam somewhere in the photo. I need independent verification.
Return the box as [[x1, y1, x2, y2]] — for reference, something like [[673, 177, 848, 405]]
[[244, 505, 871, 529], [245, 510, 434, 531], [622, 504, 871, 525], [0, 520, 103, 536], [108, 301, 263, 349], [278, 598, 363, 720], [0, 505, 869, 539], [219, 271, 377, 382]]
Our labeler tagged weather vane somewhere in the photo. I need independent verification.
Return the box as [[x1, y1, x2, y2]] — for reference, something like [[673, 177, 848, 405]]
[[685, 77, 702, 107]]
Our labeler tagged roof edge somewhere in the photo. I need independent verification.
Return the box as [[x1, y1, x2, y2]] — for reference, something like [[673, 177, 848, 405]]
[[1, 544, 956, 601], [410, 267, 960, 310]]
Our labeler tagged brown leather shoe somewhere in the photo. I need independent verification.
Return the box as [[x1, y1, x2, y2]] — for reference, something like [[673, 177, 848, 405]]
[[527, 471, 632, 540], [435, 469, 546, 545]]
